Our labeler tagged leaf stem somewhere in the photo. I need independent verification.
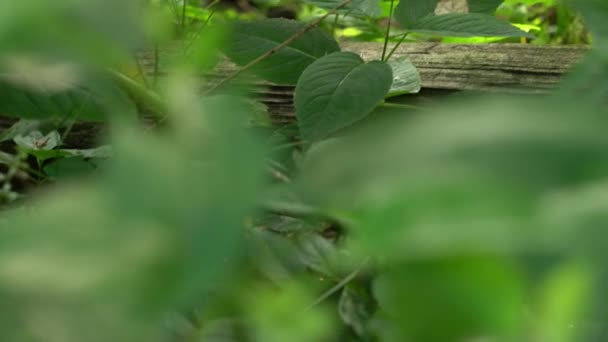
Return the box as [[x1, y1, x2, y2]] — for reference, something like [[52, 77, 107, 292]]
[[381, 0, 395, 62], [380, 101, 423, 111], [203, 0, 353, 95], [385, 31, 409, 62]]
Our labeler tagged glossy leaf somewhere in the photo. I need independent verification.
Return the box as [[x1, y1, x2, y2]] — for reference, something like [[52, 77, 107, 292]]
[[294, 52, 392, 142], [223, 19, 340, 84]]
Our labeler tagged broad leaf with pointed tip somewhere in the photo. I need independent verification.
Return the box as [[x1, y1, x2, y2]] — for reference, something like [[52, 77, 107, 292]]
[[223, 19, 340, 84], [400, 13, 534, 37], [295, 52, 392, 143]]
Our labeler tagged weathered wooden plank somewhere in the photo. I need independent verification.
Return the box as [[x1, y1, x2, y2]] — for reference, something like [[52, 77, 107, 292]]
[[0, 43, 590, 148], [140, 42, 588, 93], [345, 42, 588, 92], [196, 42, 588, 119]]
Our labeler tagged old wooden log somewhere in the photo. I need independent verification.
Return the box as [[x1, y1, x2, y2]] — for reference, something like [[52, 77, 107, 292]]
[[347, 42, 587, 92], [1, 42, 590, 147], [201, 42, 588, 120]]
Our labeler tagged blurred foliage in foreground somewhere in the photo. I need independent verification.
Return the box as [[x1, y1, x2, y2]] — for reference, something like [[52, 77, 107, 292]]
[[0, 0, 608, 341]]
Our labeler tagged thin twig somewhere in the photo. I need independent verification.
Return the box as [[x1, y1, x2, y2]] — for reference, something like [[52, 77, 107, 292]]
[[381, 0, 395, 61], [183, 5, 218, 55], [203, 0, 353, 95], [266, 164, 291, 183], [306, 257, 371, 310]]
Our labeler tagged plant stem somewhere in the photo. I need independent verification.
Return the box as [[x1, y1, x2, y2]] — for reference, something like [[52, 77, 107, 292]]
[[380, 101, 424, 111], [203, 0, 353, 95], [306, 257, 370, 310], [107, 69, 167, 118], [381, 0, 395, 62], [263, 200, 325, 220], [181, 0, 187, 31], [60, 118, 77, 143], [153, 43, 160, 87], [332, 12, 340, 35], [183, 8, 217, 55], [385, 31, 409, 62]]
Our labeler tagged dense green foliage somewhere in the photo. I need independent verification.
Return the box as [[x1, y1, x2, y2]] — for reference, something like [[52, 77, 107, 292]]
[[0, 0, 605, 341]]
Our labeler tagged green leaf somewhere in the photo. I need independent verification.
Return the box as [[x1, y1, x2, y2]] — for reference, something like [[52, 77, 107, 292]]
[[393, 0, 437, 27], [405, 13, 534, 37], [535, 262, 592, 342], [339, 284, 374, 338], [387, 57, 421, 97], [223, 19, 340, 84], [373, 257, 524, 341], [468, 0, 504, 14], [0, 81, 108, 121], [0, 67, 138, 121], [568, 0, 608, 46], [0, 119, 44, 143], [245, 282, 336, 342], [13, 130, 61, 151], [61, 145, 113, 159], [44, 156, 98, 179], [294, 232, 338, 276], [304, 0, 382, 18], [295, 52, 392, 143]]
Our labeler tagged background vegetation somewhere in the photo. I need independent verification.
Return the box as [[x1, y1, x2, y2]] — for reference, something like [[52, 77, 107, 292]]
[[0, 0, 605, 341]]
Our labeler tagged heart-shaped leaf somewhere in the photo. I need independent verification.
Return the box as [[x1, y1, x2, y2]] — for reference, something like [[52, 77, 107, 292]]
[[295, 52, 392, 143], [401, 13, 534, 37], [223, 19, 340, 84]]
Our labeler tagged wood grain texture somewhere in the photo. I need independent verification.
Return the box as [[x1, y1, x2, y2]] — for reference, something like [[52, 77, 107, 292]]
[[200, 42, 588, 119], [0, 42, 590, 148], [344, 42, 588, 92], [141, 42, 588, 93]]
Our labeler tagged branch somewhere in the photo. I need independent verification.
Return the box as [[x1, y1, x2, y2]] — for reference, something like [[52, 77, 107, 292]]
[[204, 0, 353, 95]]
